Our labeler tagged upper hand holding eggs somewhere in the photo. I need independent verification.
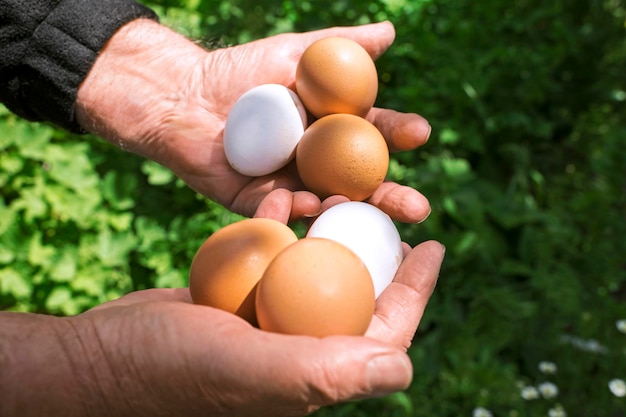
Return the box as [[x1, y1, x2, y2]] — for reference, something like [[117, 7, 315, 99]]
[[223, 35, 387, 203]]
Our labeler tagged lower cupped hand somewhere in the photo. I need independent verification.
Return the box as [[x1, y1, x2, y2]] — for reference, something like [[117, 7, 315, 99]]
[[65, 240, 444, 417]]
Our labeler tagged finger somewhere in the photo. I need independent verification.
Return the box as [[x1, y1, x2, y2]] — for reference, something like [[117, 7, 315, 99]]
[[205, 328, 413, 416], [367, 181, 431, 224], [367, 108, 432, 153], [401, 242, 412, 257], [296, 337, 412, 409], [367, 240, 445, 350], [293, 21, 396, 59], [320, 195, 351, 212], [254, 188, 321, 224]]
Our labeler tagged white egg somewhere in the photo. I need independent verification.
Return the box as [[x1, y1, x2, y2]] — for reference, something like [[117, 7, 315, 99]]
[[306, 201, 404, 298], [224, 84, 308, 176]]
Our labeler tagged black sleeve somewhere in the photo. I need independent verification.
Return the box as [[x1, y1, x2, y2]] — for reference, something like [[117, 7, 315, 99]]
[[0, 0, 159, 132]]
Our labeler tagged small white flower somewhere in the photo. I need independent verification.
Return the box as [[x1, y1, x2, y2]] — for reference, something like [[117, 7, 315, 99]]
[[539, 361, 557, 374], [538, 382, 559, 399], [616, 319, 626, 334], [585, 339, 606, 353], [608, 379, 626, 397], [548, 404, 567, 417], [520, 385, 540, 400], [473, 407, 493, 417], [559, 334, 608, 354]]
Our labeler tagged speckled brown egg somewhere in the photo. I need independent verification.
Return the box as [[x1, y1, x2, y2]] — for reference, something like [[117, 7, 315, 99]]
[[296, 113, 389, 201], [296, 37, 378, 118], [189, 218, 298, 325], [255, 237, 375, 337]]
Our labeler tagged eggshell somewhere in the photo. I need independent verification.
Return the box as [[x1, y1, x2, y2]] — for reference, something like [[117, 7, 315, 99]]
[[306, 202, 403, 298], [255, 237, 375, 337], [223, 84, 308, 176], [296, 37, 378, 118], [296, 113, 389, 201], [189, 218, 298, 325]]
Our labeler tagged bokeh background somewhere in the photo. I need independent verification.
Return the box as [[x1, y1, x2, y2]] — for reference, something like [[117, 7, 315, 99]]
[[1, 0, 625, 415]]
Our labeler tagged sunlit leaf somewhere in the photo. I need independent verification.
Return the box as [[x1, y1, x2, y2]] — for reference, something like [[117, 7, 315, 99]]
[[142, 160, 174, 185], [45, 286, 73, 312], [102, 171, 137, 210], [50, 248, 78, 282], [95, 228, 138, 267], [0, 267, 32, 298]]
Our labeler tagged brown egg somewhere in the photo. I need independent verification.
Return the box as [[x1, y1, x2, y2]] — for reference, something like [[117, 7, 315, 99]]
[[189, 218, 298, 325], [296, 113, 389, 201], [255, 237, 375, 337], [296, 37, 378, 118]]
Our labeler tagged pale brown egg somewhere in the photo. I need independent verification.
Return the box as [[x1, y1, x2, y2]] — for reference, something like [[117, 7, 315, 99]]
[[296, 37, 378, 118], [296, 113, 389, 201], [189, 218, 298, 325], [255, 237, 375, 337]]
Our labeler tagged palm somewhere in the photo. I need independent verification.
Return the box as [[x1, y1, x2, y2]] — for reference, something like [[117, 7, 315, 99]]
[[160, 23, 432, 223], [90, 241, 442, 354], [83, 240, 442, 416]]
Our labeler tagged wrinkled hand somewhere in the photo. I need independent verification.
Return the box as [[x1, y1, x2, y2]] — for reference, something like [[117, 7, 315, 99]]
[[76, 19, 432, 224], [63, 240, 443, 417]]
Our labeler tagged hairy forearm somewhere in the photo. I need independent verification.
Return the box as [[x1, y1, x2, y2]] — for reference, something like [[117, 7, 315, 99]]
[[75, 18, 207, 157]]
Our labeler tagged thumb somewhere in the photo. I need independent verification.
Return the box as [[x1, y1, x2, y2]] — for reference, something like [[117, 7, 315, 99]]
[[224, 332, 413, 416], [307, 337, 413, 405]]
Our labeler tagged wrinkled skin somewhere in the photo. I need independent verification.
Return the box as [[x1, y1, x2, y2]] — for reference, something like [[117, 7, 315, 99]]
[[75, 19, 432, 224], [75, 240, 444, 417], [1, 240, 443, 417], [0, 19, 445, 417]]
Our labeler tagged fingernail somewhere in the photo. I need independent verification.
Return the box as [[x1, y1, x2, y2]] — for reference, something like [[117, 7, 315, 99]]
[[303, 210, 322, 218], [417, 207, 432, 224], [366, 353, 412, 397]]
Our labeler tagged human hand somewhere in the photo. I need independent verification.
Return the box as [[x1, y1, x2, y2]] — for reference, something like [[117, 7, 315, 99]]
[[75, 19, 432, 224], [31, 240, 441, 417]]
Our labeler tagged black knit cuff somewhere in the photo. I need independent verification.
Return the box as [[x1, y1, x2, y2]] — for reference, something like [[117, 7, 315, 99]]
[[13, 0, 158, 133]]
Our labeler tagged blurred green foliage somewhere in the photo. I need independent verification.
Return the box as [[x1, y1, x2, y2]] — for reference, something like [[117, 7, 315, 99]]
[[1, 0, 625, 415]]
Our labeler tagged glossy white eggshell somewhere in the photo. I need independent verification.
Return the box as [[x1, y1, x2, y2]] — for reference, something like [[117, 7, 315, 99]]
[[306, 201, 404, 298], [224, 84, 308, 177]]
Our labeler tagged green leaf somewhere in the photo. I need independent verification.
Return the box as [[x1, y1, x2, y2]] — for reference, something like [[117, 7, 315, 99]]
[[385, 391, 414, 415], [455, 231, 479, 255], [441, 157, 471, 178], [14, 124, 53, 159], [71, 272, 105, 297], [0, 267, 32, 299], [155, 270, 186, 289], [108, 212, 134, 231], [0, 153, 24, 174], [439, 127, 460, 145], [45, 286, 73, 312], [102, 171, 137, 210], [43, 184, 101, 224], [12, 183, 48, 223], [142, 251, 173, 274], [0, 200, 17, 235], [46, 145, 99, 191], [0, 245, 15, 264], [141, 160, 174, 185], [135, 216, 168, 252], [27, 232, 56, 268], [50, 248, 78, 282], [96, 228, 138, 267]]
